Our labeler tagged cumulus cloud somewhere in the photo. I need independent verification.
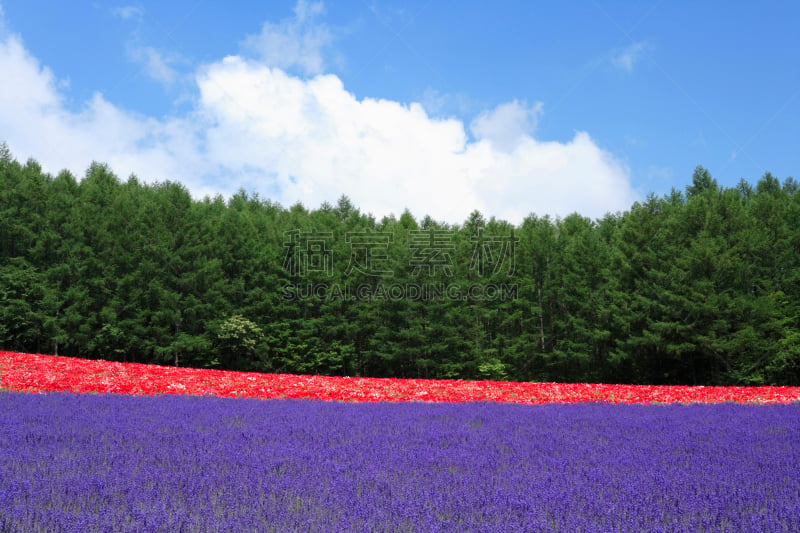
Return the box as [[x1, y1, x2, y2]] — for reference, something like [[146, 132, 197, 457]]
[[197, 57, 481, 221], [241, 0, 332, 76], [470, 100, 543, 153], [612, 42, 648, 72], [0, 32, 211, 193], [0, 8, 639, 225]]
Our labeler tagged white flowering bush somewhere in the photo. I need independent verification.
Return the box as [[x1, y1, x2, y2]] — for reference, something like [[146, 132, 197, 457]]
[[212, 315, 263, 368]]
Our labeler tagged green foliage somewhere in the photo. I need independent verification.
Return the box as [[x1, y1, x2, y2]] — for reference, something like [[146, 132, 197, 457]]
[[477, 356, 507, 381], [0, 143, 799, 384]]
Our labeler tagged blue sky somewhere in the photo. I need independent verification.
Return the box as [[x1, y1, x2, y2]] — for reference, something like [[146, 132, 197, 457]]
[[0, 1, 797, 224]]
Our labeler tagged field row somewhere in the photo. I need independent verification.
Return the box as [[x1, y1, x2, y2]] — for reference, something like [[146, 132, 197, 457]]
[[2, 392, 798, 532], [2, 351, 800, 404]]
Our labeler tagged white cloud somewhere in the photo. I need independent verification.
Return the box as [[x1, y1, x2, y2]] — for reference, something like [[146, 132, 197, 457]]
[[197, 57, 481, 220], [293, 0, 324, 23], [126, 44, 180, 86], [612, 42, 648, 72], [113, 5, 182, 88], [0, 32, 209, 192], [470, 100, 543, 153], [112, 5, 144, 21], [0, 17, 639, 225], [192, 57, 636, 222], [242, 0, 332, 76]]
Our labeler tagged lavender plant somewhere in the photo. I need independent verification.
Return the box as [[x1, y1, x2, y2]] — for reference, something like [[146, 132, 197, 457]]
[[0, 392, 798, 532]]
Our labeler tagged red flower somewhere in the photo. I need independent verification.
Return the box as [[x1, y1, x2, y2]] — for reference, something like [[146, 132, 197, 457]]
[[2, 351, 799, 404]]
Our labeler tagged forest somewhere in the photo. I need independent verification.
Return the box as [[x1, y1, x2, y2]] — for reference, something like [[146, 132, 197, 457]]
[[1, 141, 799, 386]]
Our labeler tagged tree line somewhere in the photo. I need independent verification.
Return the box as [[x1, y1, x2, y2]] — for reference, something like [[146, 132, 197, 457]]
[[1, 142, 798, 385]]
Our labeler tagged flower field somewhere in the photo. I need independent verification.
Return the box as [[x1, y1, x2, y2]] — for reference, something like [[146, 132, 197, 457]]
[[1, 351, 799, 532], [2, 393, 799, 532], [3, 351, 800, 404]]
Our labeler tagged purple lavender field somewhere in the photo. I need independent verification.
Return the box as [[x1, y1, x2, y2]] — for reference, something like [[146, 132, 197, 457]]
[[1, 392, 799, 532]]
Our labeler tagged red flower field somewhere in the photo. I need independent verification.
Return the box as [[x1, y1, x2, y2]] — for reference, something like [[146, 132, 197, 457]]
[[2, 350, 799, 404]]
